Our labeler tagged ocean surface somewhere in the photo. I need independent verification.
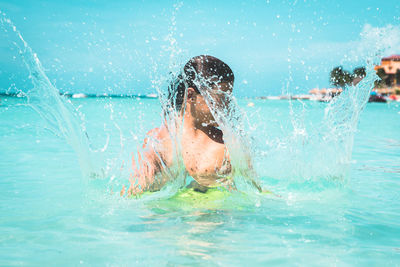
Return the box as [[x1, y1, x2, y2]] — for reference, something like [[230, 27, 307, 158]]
[[1, 96, 399, 266]]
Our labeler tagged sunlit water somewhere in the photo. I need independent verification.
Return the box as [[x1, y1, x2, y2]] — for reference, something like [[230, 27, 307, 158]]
[[1, 96, 399, 266]]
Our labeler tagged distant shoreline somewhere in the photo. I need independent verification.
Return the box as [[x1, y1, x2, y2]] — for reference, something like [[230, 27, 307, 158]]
[[0, 92, 315, 100], [1, 91, 398, 103], [0, 92, 159, 99]]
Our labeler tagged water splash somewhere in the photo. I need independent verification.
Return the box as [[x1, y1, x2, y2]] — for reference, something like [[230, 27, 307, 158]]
[[200, 86, 262, 193], [1, 8, 395, 200], [0, 11, 94, 176], [116, 3, 191, 199], [251, 28, 392, 193]]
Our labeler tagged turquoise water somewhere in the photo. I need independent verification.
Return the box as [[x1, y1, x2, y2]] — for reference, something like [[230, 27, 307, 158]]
[[1, 96, 399, 266]]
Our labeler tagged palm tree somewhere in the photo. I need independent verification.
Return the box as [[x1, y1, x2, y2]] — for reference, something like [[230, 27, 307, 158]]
[[330, 66, 352, 87]]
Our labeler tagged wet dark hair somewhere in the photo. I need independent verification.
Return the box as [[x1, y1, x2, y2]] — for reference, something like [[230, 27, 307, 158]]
[[168, 55, 234, 111]]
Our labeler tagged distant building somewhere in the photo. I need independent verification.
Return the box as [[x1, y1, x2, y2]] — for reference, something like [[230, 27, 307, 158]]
[[374, 55, 400, 87]]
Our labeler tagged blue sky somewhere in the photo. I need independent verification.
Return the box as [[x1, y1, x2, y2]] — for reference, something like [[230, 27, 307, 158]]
[[0, 0, 399, 97]]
